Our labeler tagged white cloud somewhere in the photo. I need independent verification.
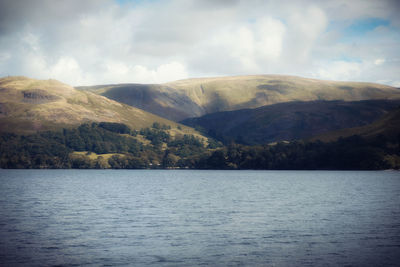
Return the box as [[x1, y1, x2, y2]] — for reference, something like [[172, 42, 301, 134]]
[[285, 5, 328, 62], [0, 0, 399, 86], [392, 81, 400, 87], [99, 61, 188, 85], [152, 61, 188, 83], [0, 52, 11, 63], [374, 58, 385, 65], [22, 53, 47, 76], [254, 18, 286, 60], [21, 31, 40, 52], [316, 61, 362, 81], [197, 17, 286, 74], [48, 57, 84, 85], [377, 79, 400, 87]]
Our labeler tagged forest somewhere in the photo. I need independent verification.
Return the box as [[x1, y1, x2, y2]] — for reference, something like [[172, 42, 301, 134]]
[[194, 135, 400, 170], [1, 122, 399, 170], [0, 122, 211, 169]]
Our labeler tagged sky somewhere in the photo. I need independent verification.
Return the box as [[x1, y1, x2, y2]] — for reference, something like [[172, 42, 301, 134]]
[[0, 0, 399, 86]]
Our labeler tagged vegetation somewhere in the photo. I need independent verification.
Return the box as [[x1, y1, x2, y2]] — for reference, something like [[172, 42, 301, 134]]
[[1, 75, 399, 170], [181, 100, 400, 145], [193, 135, 400, 170], [0, 76, 200, 137], [0, 122, 213, 169], [1, 122, 399, 170]]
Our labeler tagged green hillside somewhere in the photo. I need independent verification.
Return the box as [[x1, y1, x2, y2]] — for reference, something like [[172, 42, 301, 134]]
[[2, 75, 399, 170], [0, 121, 217, 169], [181, 100, 400, 145], [0, 76, 216, 169], [0, 76, 201, 138], [79, 75, 400, 121]]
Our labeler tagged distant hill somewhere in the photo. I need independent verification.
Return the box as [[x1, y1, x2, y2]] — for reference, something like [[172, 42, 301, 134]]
[[312, 106, 400, 142], [78, 75, 400, 121], [78, 83, 202, 122], [181, 100, 400, 145], [0, 76, 199, 137]]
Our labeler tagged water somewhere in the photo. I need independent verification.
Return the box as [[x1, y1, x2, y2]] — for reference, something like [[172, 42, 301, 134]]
[[0, 170, 399, 266]]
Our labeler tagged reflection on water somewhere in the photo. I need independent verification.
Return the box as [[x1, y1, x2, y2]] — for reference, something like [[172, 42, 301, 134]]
[[0, 170, 399, 266]]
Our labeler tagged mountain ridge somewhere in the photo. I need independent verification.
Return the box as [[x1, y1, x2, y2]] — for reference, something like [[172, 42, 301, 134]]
[[0, 76, 201, 138], [181, 99, 400, 145], [1, 75, 400, 169], [79, 74, 400, 121]]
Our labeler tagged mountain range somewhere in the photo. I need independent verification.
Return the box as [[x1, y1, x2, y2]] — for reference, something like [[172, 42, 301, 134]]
[[1, 74, 400, 169], [78, 75, 400, 121], [77, 74, 400, 145]]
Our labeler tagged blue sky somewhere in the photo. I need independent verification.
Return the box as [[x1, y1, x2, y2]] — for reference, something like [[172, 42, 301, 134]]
[[0, 0, 399, 86], [345, 18, 390, 36]]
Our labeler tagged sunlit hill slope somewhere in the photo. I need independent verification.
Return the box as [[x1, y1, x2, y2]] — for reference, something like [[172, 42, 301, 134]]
[[0, 76, 198, 136], [79, 75, 400, 121]]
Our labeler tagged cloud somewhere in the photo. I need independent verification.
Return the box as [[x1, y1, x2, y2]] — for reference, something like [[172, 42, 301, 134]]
[[0, 0, 399, 86], [49, 57, 85, 85], [284, 5, 328, 62], [0, 0, 109, 35], [101, 61, 188, 84], [374, 58, 385, 65], [316, 61, 362, 81], [188, 17, 286, 74], [392, 81, 400, 87]]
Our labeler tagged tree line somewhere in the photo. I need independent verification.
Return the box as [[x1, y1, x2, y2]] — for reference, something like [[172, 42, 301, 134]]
[[0, 122, 212, 169], [193, 134, 400, 170], [1, 122, 399, 169]]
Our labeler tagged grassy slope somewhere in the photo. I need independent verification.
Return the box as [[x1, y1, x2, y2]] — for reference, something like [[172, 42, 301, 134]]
[[0, 76, 201, 138], [80, 75, 400, 121], [181, 100, 400, 145], [78, 83, 204, 121]]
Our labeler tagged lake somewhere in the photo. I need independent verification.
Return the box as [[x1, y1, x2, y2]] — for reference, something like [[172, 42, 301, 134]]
[[0, 170, 399, 266]]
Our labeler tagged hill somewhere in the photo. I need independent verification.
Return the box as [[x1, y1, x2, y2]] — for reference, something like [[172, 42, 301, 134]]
[[181, 100, 400, 145], [312, 106, 400, 142], [0, 76, 215, 169], [2, 75, 399, 170], [77, 83, 202, 121], [0, 76, 199, 137], [79, 75, 400, 121]]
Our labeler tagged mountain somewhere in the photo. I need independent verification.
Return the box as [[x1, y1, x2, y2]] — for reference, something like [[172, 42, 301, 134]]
[[0, 76, 214, 169], [1, 76, 399, 170], [312, 106, 400, 142], [78, 75, 400, 121], [181, 100, 400, 145], [77, 83, 203, 121], [0, 76, 199, 136]]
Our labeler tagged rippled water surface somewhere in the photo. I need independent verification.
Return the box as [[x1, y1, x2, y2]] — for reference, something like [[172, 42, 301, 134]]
[[0, 170, 400, 266]]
